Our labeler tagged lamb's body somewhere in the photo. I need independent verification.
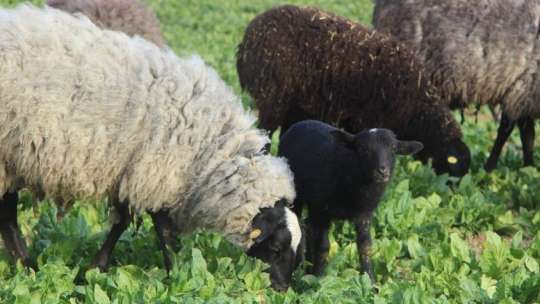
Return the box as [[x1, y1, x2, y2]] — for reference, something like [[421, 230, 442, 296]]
[[280, 123, 384, 219], [237, 5, 470, 177], [0, 5, 295, 249], [279, 120, 422, 282], [47, 0, 165, 47], [373, 0, 540, 169]]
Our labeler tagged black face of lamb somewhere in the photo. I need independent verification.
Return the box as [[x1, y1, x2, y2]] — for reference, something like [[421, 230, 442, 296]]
[[246, 200, 303, 292], [331, 128, 424, 184], [432, 139, 471, 178]]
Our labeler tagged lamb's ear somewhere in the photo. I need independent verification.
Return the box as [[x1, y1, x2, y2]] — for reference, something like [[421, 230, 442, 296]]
[[396, 140, 424, 155], [330, 129, 355, 147]]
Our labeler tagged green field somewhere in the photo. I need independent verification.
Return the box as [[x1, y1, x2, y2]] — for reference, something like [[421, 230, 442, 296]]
[[0, 0, 539, 303]]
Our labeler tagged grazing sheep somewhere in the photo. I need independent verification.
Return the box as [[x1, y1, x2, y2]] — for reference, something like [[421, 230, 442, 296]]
[[0, 5, 302, 291], [237, 5, 470, 177], [279, 120, 423, 282], [373, 0, 540, 171], [47, 0, 165, 47]]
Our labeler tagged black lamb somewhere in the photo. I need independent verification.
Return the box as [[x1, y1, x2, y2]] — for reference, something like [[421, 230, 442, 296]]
[[279, 120, 423, 282]]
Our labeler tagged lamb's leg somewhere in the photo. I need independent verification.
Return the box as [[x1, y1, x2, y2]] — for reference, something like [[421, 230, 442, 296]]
[[90, 202, 130, 271], [0, 191, 34, 268], [150, 210, 176, 272], [517, 116, 535, 167], [354, 214, 374, 283], [485, 113, 515, 172], [305, 217, 330, 276]]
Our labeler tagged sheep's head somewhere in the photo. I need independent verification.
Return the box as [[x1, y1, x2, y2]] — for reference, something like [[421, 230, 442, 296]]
[[246, 199, 304, 292], [331, 128, 424, 183], [431, 138, 471, 178]]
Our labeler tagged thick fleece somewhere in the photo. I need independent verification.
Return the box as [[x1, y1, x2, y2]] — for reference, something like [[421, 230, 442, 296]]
[[0, 5, 295, 249], [373, 0, 540, 119], [47, 0, 165, 47], [237, 5, 466, 174]]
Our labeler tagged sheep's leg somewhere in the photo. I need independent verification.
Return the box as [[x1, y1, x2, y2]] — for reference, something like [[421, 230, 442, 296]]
[[150, 210, 176, 272], [517, 116, 535, 167], [0, 191, 34, 268], [485, 113, 515, 172], [90, 202, 130, 271], [354, 214, 374, 283], [305, 217, 330, 276]]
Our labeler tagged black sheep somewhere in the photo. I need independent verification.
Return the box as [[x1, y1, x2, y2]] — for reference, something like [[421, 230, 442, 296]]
[[279, 120, 423, 282], [237, 5, 470, 177]]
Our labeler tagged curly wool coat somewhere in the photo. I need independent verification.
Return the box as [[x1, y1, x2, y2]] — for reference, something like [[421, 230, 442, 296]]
[[373, 0, 540, 119], [0, 5, 295, 249], [237, 5, 466, 172], [47, 0, 165, 47]]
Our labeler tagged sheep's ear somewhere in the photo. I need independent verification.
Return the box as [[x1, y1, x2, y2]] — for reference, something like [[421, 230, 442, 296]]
[[330, 129, 355, 147], [396, 140, 424, 155], [250, 205, 285, 244], [249, 228, 263, 240], [250, 225, 274, 244]]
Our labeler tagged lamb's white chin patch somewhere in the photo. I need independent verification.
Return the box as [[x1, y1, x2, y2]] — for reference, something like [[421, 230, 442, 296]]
[[284, 208, 301, 253]]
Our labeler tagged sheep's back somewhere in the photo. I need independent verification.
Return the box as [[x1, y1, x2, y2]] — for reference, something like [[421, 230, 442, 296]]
[[47, 0, 165, 47], [0, 6, 263, 211], [238, 5, 438, 133], [374, 0, 540, 118]]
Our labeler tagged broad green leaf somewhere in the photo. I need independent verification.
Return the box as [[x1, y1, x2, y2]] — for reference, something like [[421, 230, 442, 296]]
[[480, 275, 497, 299], [479, 231, 510, 278], [450, 233, 470, 263], [406, 235, 424, 259], [94, 285, 111, 304], [524, 255, 539, 273]]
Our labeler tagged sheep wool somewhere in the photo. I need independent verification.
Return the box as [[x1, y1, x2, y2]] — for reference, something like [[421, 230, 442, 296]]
[[373, 0, 540, 119], [47, 0, 165, 47], [0, 5, 295, 249]]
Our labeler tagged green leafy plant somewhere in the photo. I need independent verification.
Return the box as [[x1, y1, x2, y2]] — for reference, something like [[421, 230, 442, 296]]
[[0, 1, 539, 303]]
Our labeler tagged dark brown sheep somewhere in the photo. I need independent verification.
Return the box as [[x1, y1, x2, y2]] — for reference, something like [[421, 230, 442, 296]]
[[47, 0, 165, 47], [237, 5, 470, 177]]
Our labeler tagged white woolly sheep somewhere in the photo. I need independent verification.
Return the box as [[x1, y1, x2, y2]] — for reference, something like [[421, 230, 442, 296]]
[[0, 5, 302, 291], [373, 0, 540, 171], [47, 0, 165, 47]]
